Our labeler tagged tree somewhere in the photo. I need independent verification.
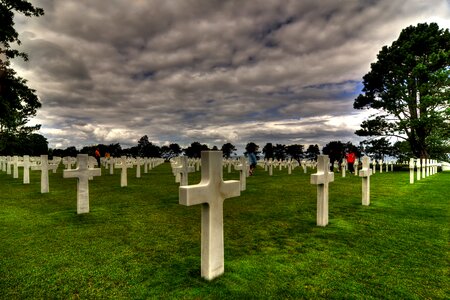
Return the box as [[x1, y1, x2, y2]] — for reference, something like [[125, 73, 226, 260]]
[[305, 144, 320, 160], [354, 23, 450, 159], [286, 144, 304, 162], [221, 143, 236, 158], [244, 142, 260, 158], [1, 0, 44, 150], [273, 144, 287, 160], [322, 141, 344, 165], [262, 143, 274, 159], [184, 142, 209, 158], [161, 143, 182, 160], [137, 135, 160, 157], [360, 138, 394, 161], [1, 0, 44, 61]]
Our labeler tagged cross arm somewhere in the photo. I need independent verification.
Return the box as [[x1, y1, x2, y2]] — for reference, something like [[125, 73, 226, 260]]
[[179, 183, 212, 206]]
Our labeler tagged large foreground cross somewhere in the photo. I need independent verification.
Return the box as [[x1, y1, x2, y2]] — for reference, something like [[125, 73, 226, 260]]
[[63, 154, 101, 214], [310, 155, 334, 226], [179, 151, 240, 280]]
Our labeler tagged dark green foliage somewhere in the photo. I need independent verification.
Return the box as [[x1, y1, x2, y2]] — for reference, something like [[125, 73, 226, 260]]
[[361, 137, 395, 160], [0, 0, 44, 60], [262, 142, 274, 159], [0, 132, 47, 155], [305, 144, 320, 160], [0, 0, 45, 151], [0, 163, 448, 298], [184, 142, 209, 158], [221, 143, 236, 158], [286, 144, 304, 162], [0, 66, 41, 134], [137, 135, 161, 158], [354, 23, 450, 159], [273, 143, 287, 160], [161, 143, 182, 160], [244, 142, 259, 157]]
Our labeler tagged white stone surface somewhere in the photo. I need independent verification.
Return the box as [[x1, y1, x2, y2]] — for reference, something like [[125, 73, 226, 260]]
[[409, 158, 415, 184], [359, 156, 372, 206], [234, 157, 247, 191], [18, 155, 33, 184], [63, 154, 101, 214], [416, 159, 421, 180], [310, 155, 334, 227], [31, 155, 50, 193], [179, 151, 240, 281], [115, 156, 132, 187], [341, 158, 347, 178]]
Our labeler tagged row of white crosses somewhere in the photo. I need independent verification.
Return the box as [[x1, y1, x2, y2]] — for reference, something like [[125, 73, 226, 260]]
[[310, 156, 373, 226], [0, 155, 59, 192], [178, 152, 374, 281], [259, 158, 313, 176], [409, 158, 438, 184]]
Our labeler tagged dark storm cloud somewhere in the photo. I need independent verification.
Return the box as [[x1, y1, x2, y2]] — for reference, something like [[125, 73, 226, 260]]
[[11, 0, 450, 151]]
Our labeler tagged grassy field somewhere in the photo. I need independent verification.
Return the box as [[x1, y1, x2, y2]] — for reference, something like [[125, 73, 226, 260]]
[[0, 162, 448, 299]]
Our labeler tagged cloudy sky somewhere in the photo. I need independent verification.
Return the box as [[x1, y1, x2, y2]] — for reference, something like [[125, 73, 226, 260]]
[[11, 0, 450, 152]]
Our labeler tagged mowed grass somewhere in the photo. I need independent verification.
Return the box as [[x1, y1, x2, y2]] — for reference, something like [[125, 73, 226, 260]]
[[0, 162, 448, 299]]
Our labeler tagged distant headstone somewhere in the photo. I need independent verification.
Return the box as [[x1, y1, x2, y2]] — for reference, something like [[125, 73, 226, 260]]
[[416, 158, 421, 180], [409, 158, 415, 184], [6, 156, 12, 175], [31, 155, 50, 193], [116, 156, 132, 187], [359, 156, 372, 206], [179, 151, 240, 280], [135, 157, 143, 178], [234, 157, 247, 191], [341, 158, 347, 177], [176, 156, 195, 186], [310, 155, 334, 227], [12, 156, 19, 179], [421, 158, 426, 178], [18, 155, 33, 184], [269, 158, 273, 176], [354, 160, 359, 176], [63, 154, 101, 214]]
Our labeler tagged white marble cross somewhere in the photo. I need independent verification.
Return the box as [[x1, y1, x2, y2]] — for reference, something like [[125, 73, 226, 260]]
[[378, 159, 383, 173], [354, 160, 359, 176], [416, 159, 421, 180], [301, 160, 307, 174], [11, 156, 19, 178], [18, 155, 33, 184], [6, 156, 12, 175], [421, 158, 426, 178], [268, 158, 273, 176], [341, 158, 347, 177], [234, 156, 247, 191], [409, 158, 415, 184], [175, 156, 195, 186], [359, 156, 372, 206], [115, 156, 132, 187], [179, 151, 240, 281], [372, 160, 376, 174], [63, 154, 101, 214], [135, 157, 143, 178], [310, 155, 334, 227], [31, 155, 50, 193]]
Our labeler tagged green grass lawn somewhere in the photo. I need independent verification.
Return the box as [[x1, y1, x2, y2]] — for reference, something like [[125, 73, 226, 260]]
[[1, 162, 448, 299]]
